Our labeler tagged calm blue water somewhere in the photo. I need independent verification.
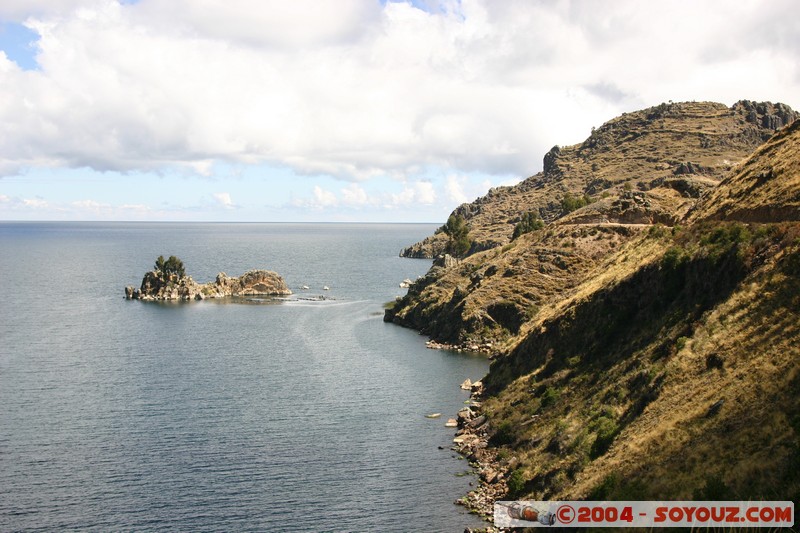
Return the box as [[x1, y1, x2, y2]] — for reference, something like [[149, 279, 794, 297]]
[[0, 223, 489, 532]]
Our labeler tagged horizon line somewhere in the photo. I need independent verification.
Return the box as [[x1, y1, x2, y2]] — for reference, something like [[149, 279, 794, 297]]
[[0, 219, 443, 225]]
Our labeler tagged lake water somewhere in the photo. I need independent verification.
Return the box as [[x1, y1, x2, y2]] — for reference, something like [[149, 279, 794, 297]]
[[0, 222, 489, 532]]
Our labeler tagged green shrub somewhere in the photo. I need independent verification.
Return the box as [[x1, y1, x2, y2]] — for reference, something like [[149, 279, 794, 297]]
[[561, 192, 593, 213], [154, 255, 186, 281], [661, 246, 687, 270], [589, 472, 648, 499], [692, 475, 734, 500], [442, 214, 471, 257], [512, 211, 545, 240], [786, 248, 800, 276], [490, 420, 516, 446], [589, 473, 619, 499], [506, 468, 526, 497], [701, 223, 752, 247], [676, 336, 689, 351], [541, 386, 561, 408], [647, 224, 669, 239], [590, 416, 619, 458]]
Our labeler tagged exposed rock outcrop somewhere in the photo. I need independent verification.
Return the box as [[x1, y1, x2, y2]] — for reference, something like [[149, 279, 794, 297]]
[[399, 232, 448, 258], [125, 269, 292, 301]]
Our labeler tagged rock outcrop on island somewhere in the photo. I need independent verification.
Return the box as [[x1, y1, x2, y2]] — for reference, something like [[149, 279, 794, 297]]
[[125, 268, 292, 301]]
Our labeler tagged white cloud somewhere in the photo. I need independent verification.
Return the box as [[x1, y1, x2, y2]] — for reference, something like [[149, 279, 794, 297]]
[[72, 199, 107, 209], [340, 183, 369, 207], [412, 181, 436, 205], [444, 174, 496, 205], [119, 203, 152, 214], [0, 0, 92, 21], [445, 175, 467, 204], [213, 192, 234, 209], [293, 179, 438, 211], [0, 0, 797, 187], [23, 197, 48, 208], [390, 181, 436, 206], [135, 0, 381, 49], [311, 185, 338, 208]]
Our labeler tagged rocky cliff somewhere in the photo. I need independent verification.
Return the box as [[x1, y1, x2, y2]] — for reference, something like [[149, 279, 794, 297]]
[[125, 269, 292, 301], [387, 101, 800, 518]]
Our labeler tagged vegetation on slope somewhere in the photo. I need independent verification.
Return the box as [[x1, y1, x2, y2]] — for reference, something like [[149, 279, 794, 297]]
[[482, 220, 800, 503], [441, 214, 472, 257]]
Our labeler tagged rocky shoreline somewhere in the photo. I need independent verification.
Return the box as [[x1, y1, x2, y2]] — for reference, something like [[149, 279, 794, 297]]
[[426, 339, 497, 356], [451, 381, 507, 533]]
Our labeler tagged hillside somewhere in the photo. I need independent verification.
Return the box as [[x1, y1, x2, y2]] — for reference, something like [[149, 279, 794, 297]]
[[481, 119, 800, 506], [386, 101, 797, 347], [386, 102, 800, 519], [690, 118, 800, 223], [402, 100, 796, 258]]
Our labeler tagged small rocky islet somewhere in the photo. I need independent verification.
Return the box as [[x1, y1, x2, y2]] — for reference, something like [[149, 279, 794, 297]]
[[125, 255, 292, 301]]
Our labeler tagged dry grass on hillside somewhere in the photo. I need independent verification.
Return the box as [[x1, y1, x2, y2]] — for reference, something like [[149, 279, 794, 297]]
[[481, 222, 800, 503], [692, 119, 800, 223], [392, 222, 649, 345]]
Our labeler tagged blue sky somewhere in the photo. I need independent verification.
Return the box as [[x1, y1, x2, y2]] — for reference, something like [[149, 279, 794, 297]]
[[0, 0, 798, 222], [0, 21, 40, 71]]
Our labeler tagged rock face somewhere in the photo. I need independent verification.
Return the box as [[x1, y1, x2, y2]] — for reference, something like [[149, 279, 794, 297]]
[[125, 269, 292, 301], [399, 232, 448, 258]]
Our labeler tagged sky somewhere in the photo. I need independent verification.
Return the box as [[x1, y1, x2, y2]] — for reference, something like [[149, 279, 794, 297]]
[[0, 0, 798, 222]]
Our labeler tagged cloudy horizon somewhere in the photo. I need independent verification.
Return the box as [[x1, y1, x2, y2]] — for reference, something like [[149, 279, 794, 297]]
[[0, 0, 798, 222]]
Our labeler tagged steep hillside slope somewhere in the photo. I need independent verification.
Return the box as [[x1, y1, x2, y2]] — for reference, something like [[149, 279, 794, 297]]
[[386, 101, 797, 347], [387, 102, 800, 521], [480, 120, 800, 505], [402, 100, 796, 258], [690, 119, 800, 223]]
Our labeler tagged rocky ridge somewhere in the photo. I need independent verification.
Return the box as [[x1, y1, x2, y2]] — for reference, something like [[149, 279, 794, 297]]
[[401, 100, 798, 259], [125, 269, 292, 301]]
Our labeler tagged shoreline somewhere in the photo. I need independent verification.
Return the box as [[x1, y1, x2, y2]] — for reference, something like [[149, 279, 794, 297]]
[[451, 381, 507, 533]]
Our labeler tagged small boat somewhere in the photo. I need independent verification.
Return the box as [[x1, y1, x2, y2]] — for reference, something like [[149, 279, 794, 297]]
[[425, 413, 441, 419], [323, 286, 330, 290], [301, 285, 310, 290]]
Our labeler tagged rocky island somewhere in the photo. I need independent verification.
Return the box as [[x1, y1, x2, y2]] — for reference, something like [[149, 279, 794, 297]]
[[125, 255, 292, 301]]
